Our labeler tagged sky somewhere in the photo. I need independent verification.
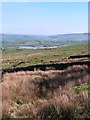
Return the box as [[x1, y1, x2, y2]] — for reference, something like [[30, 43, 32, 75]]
[[1, 2, 88, 35]]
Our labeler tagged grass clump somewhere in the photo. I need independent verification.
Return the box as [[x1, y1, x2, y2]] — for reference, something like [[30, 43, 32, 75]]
[[2, 64, 89, 119]]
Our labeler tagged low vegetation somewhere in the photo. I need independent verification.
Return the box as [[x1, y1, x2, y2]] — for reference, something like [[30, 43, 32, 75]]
[[2, 64, 89, 119], [2, 44, 88, 69], [1, 43, 89, 119]]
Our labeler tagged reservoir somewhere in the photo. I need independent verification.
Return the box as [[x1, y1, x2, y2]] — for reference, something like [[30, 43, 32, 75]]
[[19, 44, 69, 49], [19, 46, 60, 50]]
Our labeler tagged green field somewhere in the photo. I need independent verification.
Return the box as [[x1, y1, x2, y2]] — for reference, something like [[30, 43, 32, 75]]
[[2, 43, 88, 69]]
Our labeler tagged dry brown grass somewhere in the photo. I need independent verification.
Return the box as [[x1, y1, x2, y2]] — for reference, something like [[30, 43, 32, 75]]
[[2, 64, 90, 119]]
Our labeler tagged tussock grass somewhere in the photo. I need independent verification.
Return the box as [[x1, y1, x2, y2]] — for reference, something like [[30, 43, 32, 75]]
[[2, 64, 90, 119]]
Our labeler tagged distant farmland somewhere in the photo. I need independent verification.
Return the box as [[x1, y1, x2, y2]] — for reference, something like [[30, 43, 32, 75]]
[[2, 43, 88, 69]]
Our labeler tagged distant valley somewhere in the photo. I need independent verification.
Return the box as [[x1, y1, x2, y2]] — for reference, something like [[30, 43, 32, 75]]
[[0, 33, 88, 49]]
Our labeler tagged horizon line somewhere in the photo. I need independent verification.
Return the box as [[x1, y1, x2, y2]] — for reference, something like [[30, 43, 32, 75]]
[[0, 32, 88, 36]]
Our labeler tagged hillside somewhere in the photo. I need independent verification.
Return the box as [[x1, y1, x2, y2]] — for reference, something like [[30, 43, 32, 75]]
[[0, 33, 88, 49], [0, 33, 88, 42]]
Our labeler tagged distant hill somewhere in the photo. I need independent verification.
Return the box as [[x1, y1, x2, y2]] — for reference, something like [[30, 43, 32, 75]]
[[48, 33, 88, 41], [0, 34, 50, 42], [0, 33, 88, 42], [0, 33, 88, 49]]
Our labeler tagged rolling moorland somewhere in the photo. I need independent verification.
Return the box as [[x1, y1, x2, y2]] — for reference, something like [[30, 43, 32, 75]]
[[0, 33, 88, 49], [0, 33, 90, 119]]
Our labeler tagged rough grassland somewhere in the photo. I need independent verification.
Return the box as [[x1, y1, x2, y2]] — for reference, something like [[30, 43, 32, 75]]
[[2, 65, 89, 119], [1, 43, 90, 119], [2, 44, 88, 69]]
